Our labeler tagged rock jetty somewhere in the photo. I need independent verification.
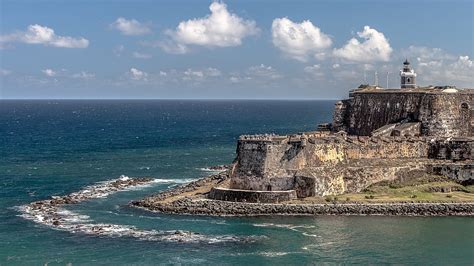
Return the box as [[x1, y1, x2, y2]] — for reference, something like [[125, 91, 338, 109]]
[[131, 174, 474, 216], [18, 175, 261, 243]]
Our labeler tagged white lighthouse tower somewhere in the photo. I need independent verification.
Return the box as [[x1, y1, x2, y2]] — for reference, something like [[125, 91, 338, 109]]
[[400, 59, 417, 89]]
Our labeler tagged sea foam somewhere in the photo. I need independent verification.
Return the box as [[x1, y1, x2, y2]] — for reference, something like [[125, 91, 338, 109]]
[[17, 176, 259, 244]]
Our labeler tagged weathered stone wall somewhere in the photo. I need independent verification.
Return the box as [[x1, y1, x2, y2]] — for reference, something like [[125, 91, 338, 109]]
[[208, 187, 297, 203], [338, 90, 472, 137], [234, 136, 429, 178], [427, 163, 473, 185], [232, 136, 431, 192], [294, 160, 426, 196], [428, 138, 473, 161]]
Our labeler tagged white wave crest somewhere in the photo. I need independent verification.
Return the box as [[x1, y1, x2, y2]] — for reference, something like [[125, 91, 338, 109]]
[[17, 176, 259, 244]]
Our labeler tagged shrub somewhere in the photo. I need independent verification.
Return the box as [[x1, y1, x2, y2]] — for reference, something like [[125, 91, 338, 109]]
[[365, 195, 375, 199], [345, 197, 350, 202], [446, 194, 453, 198], [410, 195, 417, 198], [324, 196, 332, 202]]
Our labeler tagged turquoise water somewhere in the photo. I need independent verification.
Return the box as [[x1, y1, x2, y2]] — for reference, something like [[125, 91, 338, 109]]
[[1, 100, 473, 265]]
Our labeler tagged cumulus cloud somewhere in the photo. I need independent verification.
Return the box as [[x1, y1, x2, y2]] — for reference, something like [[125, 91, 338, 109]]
[[128, 68, 148, 81], [111, 18, 151, 36], [161, 2, 259, 53], [132, 51, 152, 59], [42, 69, 57, 77], [408, 47, 474, 86], [272, 18, 332, 61], [1, 24, 89, 48], [333, 26, 392, 62]]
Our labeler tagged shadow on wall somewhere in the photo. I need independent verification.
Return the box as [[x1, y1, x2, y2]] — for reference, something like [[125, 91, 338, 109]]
[[280, 143, 304, 163]]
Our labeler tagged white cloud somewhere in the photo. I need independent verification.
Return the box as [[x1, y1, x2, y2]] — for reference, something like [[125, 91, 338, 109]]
[[304, 64, 325, 79], [132, 51, 152, 59], [333, 26, 392, 62], [0, 69, 12, 76], [1, 24, 89, 48], [71, 71, 95, 79], [304, 64, 321, 72], [205, 67, 222, 77], [128, 68, 148, 81], [162, 2, 259, 53], [272, 18, 332, 62], [154, 40, 190, 54], [414, 51, 473, 86], [183, 67, 221, 81], [42, 69, 57, 77], [111, 18, 151, 36], [247, 64, 282, 80]]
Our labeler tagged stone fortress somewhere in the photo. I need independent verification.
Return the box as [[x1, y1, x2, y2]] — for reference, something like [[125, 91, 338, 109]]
[[209, 60, 473, 203]]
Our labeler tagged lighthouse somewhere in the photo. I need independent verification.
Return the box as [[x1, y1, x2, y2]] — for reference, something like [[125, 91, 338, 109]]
[[400, 59, 417, 88]]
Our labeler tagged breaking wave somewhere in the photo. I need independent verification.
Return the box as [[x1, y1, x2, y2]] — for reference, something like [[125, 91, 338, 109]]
[[252, 223, 318, 238], [17, 176, 262, 244]]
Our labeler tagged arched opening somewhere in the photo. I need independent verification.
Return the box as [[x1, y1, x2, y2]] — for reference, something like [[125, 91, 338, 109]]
[[266, 185, 272, 191]]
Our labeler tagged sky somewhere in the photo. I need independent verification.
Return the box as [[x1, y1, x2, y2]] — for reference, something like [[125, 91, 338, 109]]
[[0, 0, 473, 99]]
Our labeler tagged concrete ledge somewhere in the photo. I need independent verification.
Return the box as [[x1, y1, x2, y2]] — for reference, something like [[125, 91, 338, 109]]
[[208, 187, 297, 203]]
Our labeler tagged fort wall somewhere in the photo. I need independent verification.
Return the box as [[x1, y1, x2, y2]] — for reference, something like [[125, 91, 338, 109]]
[[334, 90, 473, 137], [208, 187, 297, 203]]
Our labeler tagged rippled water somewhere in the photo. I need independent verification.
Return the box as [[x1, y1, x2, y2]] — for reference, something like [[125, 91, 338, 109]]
[[1, 100, 473, 265]]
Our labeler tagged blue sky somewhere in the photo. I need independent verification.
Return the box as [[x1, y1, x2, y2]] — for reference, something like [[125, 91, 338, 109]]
[[1, 0, 473, 99]]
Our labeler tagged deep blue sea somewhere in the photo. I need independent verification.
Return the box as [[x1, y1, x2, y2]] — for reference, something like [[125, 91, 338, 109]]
[[1, 100, 473, 265]]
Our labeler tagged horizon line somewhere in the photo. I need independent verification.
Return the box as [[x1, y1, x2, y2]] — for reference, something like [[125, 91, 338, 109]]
[[0, 98, 340, 101]]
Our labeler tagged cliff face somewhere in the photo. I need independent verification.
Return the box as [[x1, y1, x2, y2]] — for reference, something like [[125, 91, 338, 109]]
[[334, 90, 473, 137]]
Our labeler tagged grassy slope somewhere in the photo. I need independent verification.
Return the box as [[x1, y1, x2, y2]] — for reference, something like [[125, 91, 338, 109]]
[[298, 175, 474, 203]]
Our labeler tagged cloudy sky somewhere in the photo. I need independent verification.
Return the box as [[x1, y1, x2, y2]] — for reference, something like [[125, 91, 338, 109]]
[[1, 0, 473, 99]]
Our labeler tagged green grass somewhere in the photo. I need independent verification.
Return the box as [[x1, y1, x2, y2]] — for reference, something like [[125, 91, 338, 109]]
[[297, 175, 474, 203]]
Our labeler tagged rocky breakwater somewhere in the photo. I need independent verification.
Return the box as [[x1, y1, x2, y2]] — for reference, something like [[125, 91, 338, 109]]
[[132, 174, 474, 216], [136, 197, 474, 216], [18, 175, 259, 243]]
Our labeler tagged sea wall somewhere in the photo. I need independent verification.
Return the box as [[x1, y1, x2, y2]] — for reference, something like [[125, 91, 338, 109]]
[[138, 197, 474, 216], [208, 187, 297, 203]]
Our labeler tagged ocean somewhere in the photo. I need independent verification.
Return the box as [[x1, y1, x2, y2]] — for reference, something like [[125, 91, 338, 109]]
[[0, 100, 472, 265]]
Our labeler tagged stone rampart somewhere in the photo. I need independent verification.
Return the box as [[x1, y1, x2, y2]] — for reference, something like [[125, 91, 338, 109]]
[[234, 135, 430, 182], [334, 89, 473, 137], [208, 187, 297, 203], [428, 138, 473, 161]]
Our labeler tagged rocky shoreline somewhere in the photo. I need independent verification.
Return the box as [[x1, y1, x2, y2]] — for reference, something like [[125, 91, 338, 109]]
[[18, 175, 260, 243], [131, 174, 474, 216]]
